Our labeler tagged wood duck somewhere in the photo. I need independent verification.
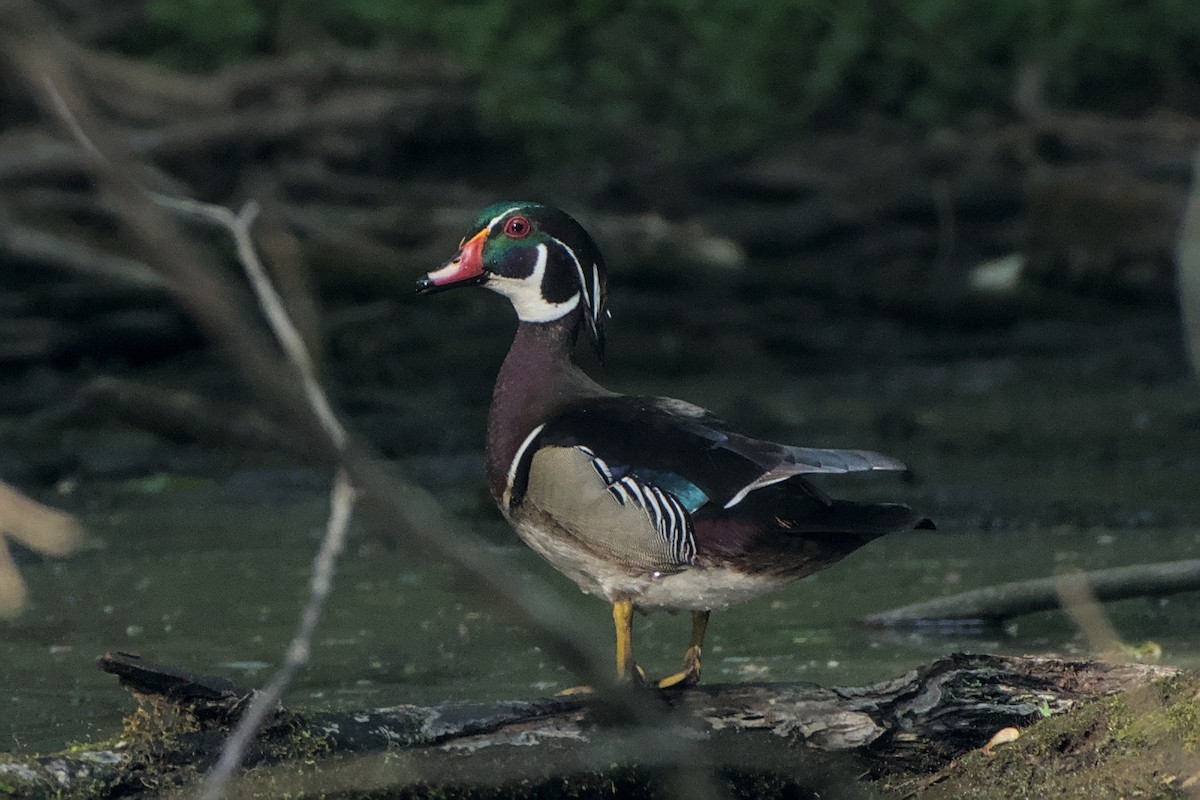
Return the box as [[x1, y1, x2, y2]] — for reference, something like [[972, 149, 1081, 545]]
[[417, 202, 930, 689]]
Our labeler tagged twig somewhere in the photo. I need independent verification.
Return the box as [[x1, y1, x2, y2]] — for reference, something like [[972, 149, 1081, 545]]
[[197, 469, 356, 800], [0, 86, 458, 185], [1055, 571, 1137, 660], [22, 23, 363, 793], [154, 191, 353, 797], [82, 375, 290, 451], [150, 194, 345, 447], [147, 191, 353, 799], [3, 9, 611, 686], [932, 176, 956, 278], [0, 14, 718, 798]]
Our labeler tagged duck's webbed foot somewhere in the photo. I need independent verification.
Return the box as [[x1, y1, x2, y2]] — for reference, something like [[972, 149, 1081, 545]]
[[656, 610, 710, 690], [656, 645, 701, 689], [611, 601, 709, 691], [619, 659, 648, 685]]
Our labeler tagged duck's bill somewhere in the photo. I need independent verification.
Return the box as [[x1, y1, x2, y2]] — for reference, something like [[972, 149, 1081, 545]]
[[416, 228, 487, 295], [415, 272, 485, 294]]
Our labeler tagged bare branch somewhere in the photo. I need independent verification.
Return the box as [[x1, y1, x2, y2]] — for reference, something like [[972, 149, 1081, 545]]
[[10, 29, 609, 672], [150, 193, 346, 447], [197, 469, 357, 800], [144, 191, 353, 793], [0, 13, 716, 797], [34, 63, 364, 788]]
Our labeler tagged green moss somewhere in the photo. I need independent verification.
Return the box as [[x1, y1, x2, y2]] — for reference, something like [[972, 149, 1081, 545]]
[[122, 696, 201, 752], [1163, 686, 1198, 752], [269, 716, 334, 764], [886, 672, 1200, 798]]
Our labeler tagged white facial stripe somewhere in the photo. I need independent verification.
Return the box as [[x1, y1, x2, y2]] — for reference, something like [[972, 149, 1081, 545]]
[[551, 234, 593, 315], [487, 242, 580, 322], [504, 422, 547, 509], [549, 235, 603, 336], [487, 206, 522, 232]]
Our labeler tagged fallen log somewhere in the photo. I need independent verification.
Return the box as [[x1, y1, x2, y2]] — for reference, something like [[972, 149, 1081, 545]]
[[0, 651, 1176, 798], [857, 559, 1200, 631]]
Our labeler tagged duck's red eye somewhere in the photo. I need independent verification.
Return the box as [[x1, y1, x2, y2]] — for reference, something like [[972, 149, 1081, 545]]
[[504, 216, 531, 238]]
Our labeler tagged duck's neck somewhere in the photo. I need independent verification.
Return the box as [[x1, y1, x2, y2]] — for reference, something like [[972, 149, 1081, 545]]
[[485, 313, 606, 502]]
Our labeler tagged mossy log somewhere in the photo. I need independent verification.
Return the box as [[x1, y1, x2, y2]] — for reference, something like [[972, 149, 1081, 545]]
[[0, 651, 1177, 799]]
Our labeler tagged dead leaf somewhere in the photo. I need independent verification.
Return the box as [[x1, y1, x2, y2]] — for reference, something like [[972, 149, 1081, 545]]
[[982, 726, 1021, 755]]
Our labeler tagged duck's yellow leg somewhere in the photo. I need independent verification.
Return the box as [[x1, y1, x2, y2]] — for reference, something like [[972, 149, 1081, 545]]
[[557, 599, 644, 695], [613, 598, 645, 683], [657, 610, 710, 689]]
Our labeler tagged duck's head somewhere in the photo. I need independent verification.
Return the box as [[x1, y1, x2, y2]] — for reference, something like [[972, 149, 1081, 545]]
[[417, 202, 608, 358]]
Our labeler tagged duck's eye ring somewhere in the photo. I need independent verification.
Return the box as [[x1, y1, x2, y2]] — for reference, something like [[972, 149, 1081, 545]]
[[503, 216, 531, 238]]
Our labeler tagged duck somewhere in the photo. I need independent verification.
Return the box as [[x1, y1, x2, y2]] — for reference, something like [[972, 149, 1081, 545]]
[[416, 202, 930, 688]]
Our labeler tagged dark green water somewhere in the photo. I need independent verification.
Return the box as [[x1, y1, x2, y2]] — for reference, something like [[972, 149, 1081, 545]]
[[5, 308, 1200, 756], [4, 480, 1199, 755]]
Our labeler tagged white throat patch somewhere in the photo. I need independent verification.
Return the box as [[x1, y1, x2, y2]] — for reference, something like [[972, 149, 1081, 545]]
[[487, 242, 580, 322]]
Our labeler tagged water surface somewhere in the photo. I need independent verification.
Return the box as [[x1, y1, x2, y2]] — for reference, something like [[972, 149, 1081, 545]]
[[4, 479, 1197, 755]]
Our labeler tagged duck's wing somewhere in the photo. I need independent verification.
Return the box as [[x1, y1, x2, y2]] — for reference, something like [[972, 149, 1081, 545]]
[[510, 395, 906, 515]]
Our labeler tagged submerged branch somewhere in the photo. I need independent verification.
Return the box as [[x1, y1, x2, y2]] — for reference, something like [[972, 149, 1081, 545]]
[[858, 559, 1200, 630]]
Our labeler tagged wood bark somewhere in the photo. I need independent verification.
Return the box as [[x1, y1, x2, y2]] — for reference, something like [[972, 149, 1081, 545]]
[[0, 651, 1177, 798]]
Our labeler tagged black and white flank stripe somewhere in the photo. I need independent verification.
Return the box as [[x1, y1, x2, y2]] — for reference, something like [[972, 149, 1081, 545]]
[[582, 448, 696, 565]]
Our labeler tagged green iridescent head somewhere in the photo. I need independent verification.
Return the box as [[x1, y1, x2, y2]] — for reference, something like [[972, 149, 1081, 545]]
[[417, 202, 608, 358]]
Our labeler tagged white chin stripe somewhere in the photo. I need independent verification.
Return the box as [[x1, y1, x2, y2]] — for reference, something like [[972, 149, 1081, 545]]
[[487, 242, 580, 322]]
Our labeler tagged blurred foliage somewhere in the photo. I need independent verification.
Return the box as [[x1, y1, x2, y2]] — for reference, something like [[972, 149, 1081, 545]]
[[139, 0, 1200, 158]]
